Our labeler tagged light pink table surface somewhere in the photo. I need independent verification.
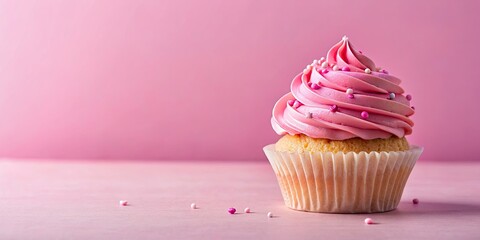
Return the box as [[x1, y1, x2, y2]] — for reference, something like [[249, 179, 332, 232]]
[[0, 160, 479, 240]]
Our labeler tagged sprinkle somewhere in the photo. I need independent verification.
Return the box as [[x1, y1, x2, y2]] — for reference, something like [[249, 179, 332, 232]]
[[332, 65, 339, 71], [341, 66, 350, 71], [346, 88, 354, 95], [348, 94, 354, 99], [305, 112, 313, 119], [411, 106, 415, 110], [228, 208, 236, 214], [381, 69, 389, 74], [307, 82, 313, 88], [320, 57, 326, 62], [342, 35, 348, 41], [303, 65, 313, 74], [244, 208, 251, 213], [312, 59, 318, 65], [413, 198, 419, 204], [321, 61, 329, 68], [321, 69, 329, 74], [190, 203, 197, 209], [119, 200, 128, 206], [364, 68, 371, 74], [359, 50, 363, 54], [329, 105, 338, 112], [287, 100, 295, 106], [364, 218, 374, 224], [293, 100, 301, 108], [376, 67, 382, 71], [311, 83, 320, 90], [406, 94, 412, 101], [389, 93, 396, 100], [267, 212, 273, 218], [361, 111, 369, 119]]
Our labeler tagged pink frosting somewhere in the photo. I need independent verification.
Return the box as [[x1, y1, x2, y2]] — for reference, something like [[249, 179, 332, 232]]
[[271, 37, 414, 140]]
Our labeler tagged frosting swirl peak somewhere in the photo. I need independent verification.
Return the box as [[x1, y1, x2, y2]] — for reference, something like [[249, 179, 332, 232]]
[[271, 37, 414, 140]]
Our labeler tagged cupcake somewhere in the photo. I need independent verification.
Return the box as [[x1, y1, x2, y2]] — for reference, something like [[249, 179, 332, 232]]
[[264, 36, 423, 213]]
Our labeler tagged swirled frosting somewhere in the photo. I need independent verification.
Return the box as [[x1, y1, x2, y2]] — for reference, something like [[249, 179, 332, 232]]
[[271, 37, 414, 140]]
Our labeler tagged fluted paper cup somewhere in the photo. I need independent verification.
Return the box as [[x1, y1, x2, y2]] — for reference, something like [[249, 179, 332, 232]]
[[264, 144, 423, 213]]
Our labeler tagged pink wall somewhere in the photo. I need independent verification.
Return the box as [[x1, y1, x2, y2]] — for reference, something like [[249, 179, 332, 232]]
[[0, 0, 478, 161]]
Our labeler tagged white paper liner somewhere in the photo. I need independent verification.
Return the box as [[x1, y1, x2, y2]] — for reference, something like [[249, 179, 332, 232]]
[[264, 144, 423, 213]]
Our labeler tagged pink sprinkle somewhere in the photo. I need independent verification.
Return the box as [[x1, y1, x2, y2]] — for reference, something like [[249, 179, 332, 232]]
[[119, 200, 128, 206], [293, 100, 301, 108], [359, 50, 363, 54], [228, 208, 236, 214], [311, 83, 320, 90], [321, 69, 329, 74], [364, 218, 373, 224], [341, 66, 350, 71], [287, 100, 294, 106], [381, 69, 389, 74], [413, 198, 419, 204], [361, 111, 369, 119], [244, 208, 251, 213], [411, 106, 415, 110], [406, 94, 412, 101], [329, 105, 338, 112], [348, 94, 354, 99], [307, 82, 313, 88]]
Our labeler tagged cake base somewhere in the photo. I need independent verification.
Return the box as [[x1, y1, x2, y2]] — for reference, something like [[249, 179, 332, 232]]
[[275, 134, 410, 153]]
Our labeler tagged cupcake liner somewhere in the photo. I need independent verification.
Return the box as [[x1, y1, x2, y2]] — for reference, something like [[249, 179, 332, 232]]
[[264, 144, 423, 213]]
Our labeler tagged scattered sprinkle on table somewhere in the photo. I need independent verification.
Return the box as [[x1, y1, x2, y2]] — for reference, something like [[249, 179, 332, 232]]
[[190, 203, 197, 209], [413, 198, 419, 204], [364, 218, 373, 224], [267, 212, 273, 218], [244, 207, 251, 213], [119, 200, 128, 206], [227, 208, 236, 214]]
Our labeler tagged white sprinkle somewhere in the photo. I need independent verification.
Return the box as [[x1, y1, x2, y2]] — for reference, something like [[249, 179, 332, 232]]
[[342, 35, 348, 41], [312, 59, 318, 65], [119, 200, 128, 206], [389, 93, 396, 100], [346, 88, 354, 95], [365, 68, 372, 74], [321, 61, 328, 68], [190, 203, 197, 209], [303, 68, 311, 74], [332, 65, 339, 71], [267, 212, 273, 218], [364, 218, 374, 224], [244, 207, 251, 213], [320, 57, 326, 62]]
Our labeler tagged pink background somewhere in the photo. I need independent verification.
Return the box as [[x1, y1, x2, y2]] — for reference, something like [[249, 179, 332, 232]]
[[0, 0, 478, 161]]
